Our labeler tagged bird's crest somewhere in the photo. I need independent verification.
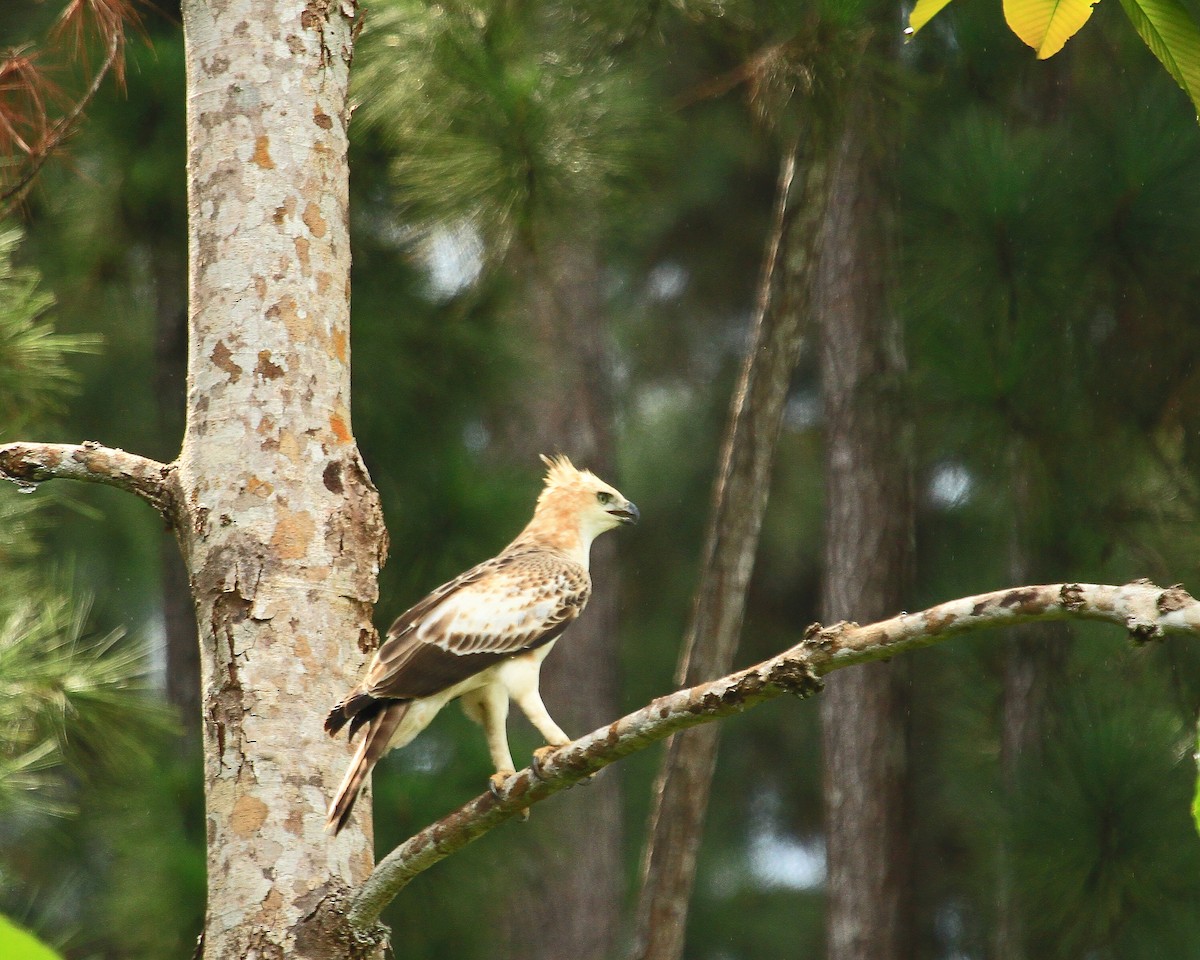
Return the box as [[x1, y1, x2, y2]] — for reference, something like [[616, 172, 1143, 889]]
[[539, 453, 596, 494]]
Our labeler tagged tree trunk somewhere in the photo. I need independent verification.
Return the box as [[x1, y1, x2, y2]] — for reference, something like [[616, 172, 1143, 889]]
[[993, 65, 1072, 960], [179, 1, 385, 956], [817, 87, 915, 960], [150, 243, 201, 744], [632, 142, 832, 960], [497, 241, 624, 960], [993, 444, 1069, 960]]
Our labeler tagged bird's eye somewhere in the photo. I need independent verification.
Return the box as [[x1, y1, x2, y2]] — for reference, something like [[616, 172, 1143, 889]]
[[596, 491, 613, 505]]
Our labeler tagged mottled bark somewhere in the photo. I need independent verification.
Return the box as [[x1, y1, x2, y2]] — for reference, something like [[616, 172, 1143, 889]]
[[632, 141, 831, 960], [498, 242, 624, 960], [817, 88, 915, 960], [179, 1, 384, 957], [344, 579, 1200, 929], [1, 2, 391, 954]]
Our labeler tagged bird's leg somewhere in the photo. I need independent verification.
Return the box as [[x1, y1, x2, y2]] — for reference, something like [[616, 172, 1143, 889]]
[[467, 687, 531, 819], [512, 688, 570, 748], [462, 687, 517, 797], [512, 687, 573, 782]]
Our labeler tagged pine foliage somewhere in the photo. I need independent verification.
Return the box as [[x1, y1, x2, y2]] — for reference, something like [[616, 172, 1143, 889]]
[[0, 225, 97, 435], [0, 226, 167, 820], [1010, 694, 1200, 957], [0, 594, 164, 817], [353, 0, 661, 253]]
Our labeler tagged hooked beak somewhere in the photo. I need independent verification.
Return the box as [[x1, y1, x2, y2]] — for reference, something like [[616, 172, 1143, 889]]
[[608, 500, 640, 525]]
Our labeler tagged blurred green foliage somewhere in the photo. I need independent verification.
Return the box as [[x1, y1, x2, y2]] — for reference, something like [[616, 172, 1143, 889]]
[[0, 222, 179, 951], [0, 228, 99, 435], [353, 0, 664, 254], [3, 0, 1200, 957]]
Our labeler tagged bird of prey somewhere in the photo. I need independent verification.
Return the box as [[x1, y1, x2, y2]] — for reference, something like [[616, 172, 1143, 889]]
[[324, 454, 638, 834]]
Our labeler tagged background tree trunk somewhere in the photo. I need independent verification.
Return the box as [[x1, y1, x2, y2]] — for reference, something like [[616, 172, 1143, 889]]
[[993, 444, 1069, 960], [992, 63, 1073, 960], [179, 1, 384, 956], [816, 85, 916, 960], [632, 142, 831, 960], [497, 241, 624, 960], [150, 245, 200, 745]]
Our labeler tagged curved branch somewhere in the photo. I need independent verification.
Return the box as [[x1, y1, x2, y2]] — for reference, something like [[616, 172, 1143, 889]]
[[0, 440, 176, 519], [345, 579, 1200, 930]]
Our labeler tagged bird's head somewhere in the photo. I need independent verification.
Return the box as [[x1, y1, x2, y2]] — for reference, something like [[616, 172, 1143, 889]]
[[535, 453, 639, 549]]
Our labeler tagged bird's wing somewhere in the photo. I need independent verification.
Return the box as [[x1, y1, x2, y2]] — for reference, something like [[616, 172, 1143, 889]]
[[363, 548, 590, 701]]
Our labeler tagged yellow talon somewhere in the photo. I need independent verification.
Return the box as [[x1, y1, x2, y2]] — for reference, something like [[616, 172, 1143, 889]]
[[489, 770, 530, 820], [488, 770, 514, 799], [531, 745, 560, 780]]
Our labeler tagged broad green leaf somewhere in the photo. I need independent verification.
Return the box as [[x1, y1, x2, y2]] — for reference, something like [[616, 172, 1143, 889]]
[[1118, 0, 1200, 116], [0, 916, 63, 960], [1004, 0, 1103, 57], [907, 0, 959, 37]]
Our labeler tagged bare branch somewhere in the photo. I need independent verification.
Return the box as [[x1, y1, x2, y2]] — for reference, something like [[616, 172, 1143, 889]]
[[346, 650, 820, 930], [345, 579, 1200, 930], [0, 440, 176, 518]]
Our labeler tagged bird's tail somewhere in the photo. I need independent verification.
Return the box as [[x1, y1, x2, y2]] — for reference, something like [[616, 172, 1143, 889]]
[[326, 702, 408, 836]]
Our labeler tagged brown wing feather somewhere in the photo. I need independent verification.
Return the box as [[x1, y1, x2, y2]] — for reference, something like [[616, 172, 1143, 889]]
[[364, 547, 589, 700], [324, 547, 590, 739]]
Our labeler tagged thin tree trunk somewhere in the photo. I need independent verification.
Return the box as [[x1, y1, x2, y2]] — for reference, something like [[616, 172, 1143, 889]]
[[150, 246, 200, 744], [179, 1, 385, 956], [993, 444, 1069, 960], [631, 139, 832, 960], [993, 63, 1072, 960], [498, 241, 624, 960], [817, 86, 915, 960]]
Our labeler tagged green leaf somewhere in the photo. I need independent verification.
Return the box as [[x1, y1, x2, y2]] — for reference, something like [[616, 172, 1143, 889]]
[[907, 0, 959, 37], [1193, 724, 1200, 837], [1118, 0, 1200, 116], [1003, 0, 1103, 58], [0, 915, 63, 960]]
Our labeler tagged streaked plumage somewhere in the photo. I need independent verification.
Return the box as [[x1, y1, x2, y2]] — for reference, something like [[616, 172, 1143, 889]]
[[325, 454, 638, 834]]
